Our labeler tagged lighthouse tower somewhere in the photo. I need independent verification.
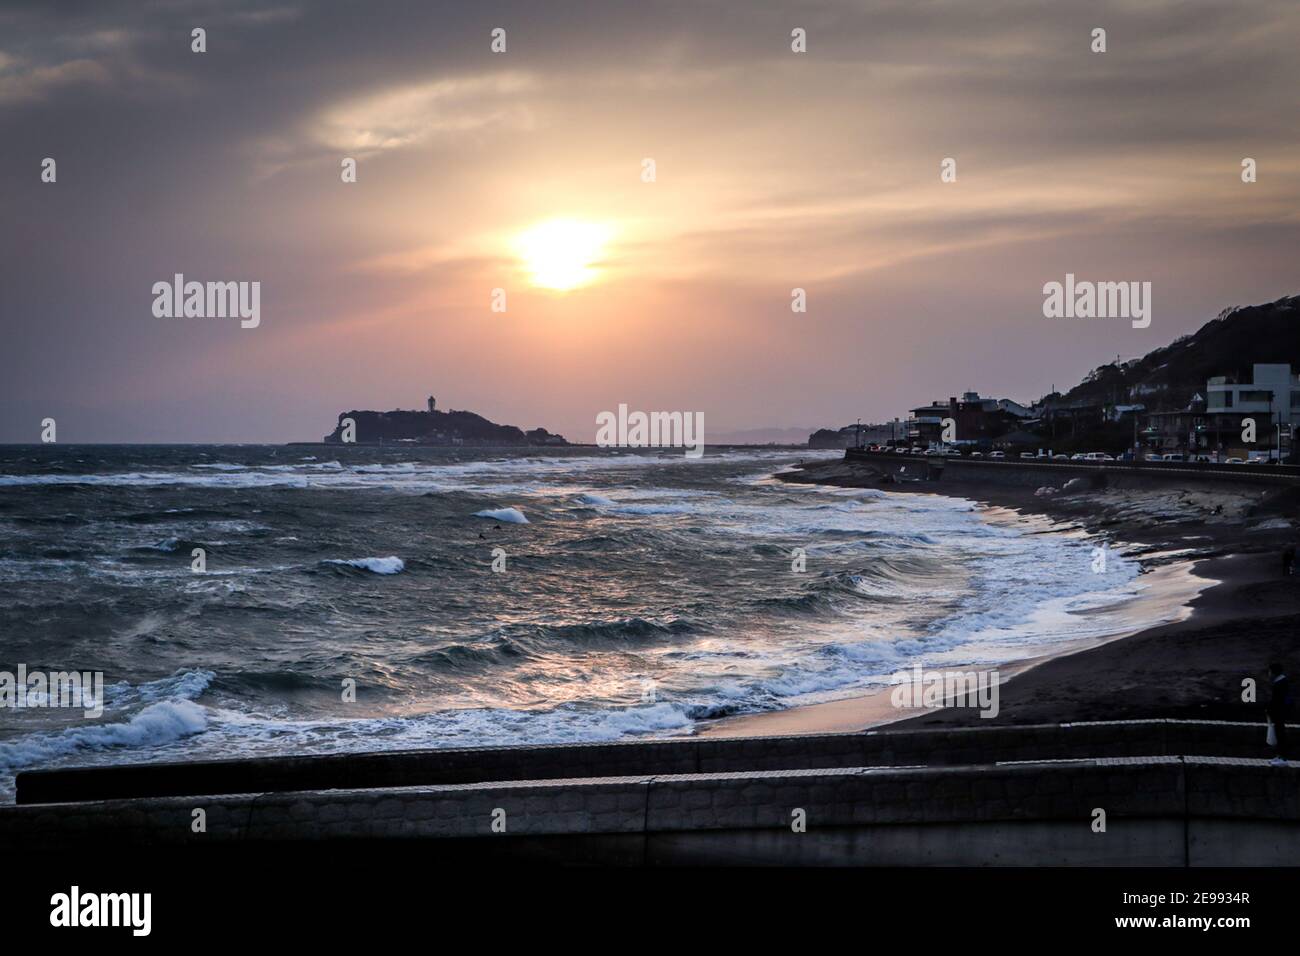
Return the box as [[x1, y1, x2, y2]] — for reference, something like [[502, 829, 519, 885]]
[[427, 395, 436, 413]]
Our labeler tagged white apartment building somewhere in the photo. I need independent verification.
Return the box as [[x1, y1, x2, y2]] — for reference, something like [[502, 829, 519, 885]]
[[1206, 363, 1300, 428]]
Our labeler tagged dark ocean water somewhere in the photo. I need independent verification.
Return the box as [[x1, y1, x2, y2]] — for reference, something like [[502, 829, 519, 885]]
[[0, 444, 1153, 800]]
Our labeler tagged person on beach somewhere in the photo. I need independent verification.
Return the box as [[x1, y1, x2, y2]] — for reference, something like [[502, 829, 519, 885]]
[[1266, 663, 1292, 765], [1284, 544, 1296, 577]]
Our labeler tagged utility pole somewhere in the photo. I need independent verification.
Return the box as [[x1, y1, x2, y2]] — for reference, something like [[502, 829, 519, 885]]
[[1049, 384, 1056, 441], [1273, 383, 1287, 462]]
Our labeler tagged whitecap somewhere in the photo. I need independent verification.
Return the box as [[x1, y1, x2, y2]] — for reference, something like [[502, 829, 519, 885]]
[[474, 507, 528, 524], [0, 700, 208, 777], [325, 556, 405, 574]]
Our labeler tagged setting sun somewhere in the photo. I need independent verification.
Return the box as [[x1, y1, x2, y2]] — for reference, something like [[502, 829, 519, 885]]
[[515, 219, 613, 291]]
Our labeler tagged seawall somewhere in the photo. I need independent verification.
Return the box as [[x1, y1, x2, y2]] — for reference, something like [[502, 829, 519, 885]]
[[845, 448, 1300, 489], [6, 719, 1299, 865]]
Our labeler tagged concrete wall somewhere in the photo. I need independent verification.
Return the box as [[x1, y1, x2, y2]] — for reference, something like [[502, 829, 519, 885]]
[[16, 718, 1282, 804], [845, 448, 1300, 487], [5, 749, 1300, 865]]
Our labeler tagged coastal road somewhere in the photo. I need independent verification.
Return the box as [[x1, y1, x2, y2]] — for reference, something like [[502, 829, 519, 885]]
[[845, 449, 1300, 483]]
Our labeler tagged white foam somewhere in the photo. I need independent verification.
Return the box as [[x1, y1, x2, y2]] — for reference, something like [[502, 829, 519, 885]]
[[0, 700, 208, 777], [475, 507, 528, 524], [0, 446, 1182, 793], [151, 699, 699, 766], [0, 451, 825, 491], [325, 556, 405, 574]]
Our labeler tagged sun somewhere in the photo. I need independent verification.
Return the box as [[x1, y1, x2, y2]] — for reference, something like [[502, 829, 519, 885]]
[[515, 219, 613, 291]]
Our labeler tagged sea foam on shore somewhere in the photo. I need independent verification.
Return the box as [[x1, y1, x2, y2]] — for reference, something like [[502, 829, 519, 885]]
[[0, 446, 1169, 801]]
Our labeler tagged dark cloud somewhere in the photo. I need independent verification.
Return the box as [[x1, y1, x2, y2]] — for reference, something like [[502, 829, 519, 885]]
[[2, 0, 1297, 441]]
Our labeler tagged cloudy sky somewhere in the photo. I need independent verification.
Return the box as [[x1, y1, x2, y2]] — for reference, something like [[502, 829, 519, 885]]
[[2, 0, 1298, 443]]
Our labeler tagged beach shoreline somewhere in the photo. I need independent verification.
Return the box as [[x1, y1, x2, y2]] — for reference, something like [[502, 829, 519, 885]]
[[698, 458, 1300, 737]]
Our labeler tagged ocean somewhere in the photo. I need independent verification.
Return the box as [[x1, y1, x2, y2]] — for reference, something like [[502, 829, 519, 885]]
[[0, 444, 1157, 800]]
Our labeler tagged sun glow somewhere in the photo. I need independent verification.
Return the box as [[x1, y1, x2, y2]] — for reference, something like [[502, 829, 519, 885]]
[[515, 219, 613, 291]]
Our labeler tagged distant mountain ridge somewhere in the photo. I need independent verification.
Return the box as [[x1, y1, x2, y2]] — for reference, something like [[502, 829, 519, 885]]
[[808, 427, 859, 449], [1055, 294, 1300, 410], [707, 426, 818, 445], [805, 295, 1299, 449]]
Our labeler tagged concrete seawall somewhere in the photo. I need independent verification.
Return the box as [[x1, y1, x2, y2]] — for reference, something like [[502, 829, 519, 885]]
[[13, 718, 1283, 804], [845, 448, 1300, 488], [6, 720, 1299, 865], [5, 757, 1299, 865]]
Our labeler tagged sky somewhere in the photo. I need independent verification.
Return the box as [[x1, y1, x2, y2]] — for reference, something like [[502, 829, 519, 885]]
[[2, 0, 1298, 443]]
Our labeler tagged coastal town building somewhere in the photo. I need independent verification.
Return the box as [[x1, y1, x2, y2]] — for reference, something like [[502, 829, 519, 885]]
[[1139, 365, 1298, 459], [906, 392, 1028, 446], [997, 398, 1035, 419], [874, 320, 1299, 461], [858, 420, 907, 445], [1206, 363, 1299, 430], [1141, 395, 1207, 455], [1105, 403, 1146, 423]]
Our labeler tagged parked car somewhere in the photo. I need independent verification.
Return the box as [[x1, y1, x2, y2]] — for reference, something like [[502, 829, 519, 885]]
[[969, 451, 983, 458], [1070, 453, 1086, 461], [1083, 452, 1113, 461], [1052, 454, 1068, 460], [1019, 452, 1036, 459], [989, 451, 1005, 459], [1226, 457, 1245, 464]]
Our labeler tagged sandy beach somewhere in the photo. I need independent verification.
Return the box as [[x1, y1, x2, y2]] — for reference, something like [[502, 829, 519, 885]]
[[701, 459, 1300, 737]]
